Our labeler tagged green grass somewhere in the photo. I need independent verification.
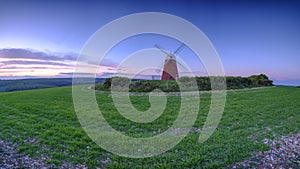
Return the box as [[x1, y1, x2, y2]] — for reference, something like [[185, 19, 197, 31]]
[[0, 86, 300, 168]]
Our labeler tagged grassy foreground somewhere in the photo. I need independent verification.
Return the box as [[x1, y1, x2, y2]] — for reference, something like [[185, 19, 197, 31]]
[[0, 86, 299, 168]]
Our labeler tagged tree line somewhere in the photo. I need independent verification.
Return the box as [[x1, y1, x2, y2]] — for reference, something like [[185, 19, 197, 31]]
[[94, 74, 273, 92]]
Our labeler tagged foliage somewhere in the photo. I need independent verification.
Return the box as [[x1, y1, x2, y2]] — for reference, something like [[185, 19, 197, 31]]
[[0, 86, 299, 168], [95, 74, 273, 92], [248, 74, 273, 87]]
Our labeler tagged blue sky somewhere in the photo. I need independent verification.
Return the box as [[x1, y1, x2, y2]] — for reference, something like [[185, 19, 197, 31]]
[[0, 0, 299, 85]]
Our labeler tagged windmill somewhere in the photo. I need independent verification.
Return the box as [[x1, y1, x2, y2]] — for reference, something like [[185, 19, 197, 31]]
[[155, 43, 185, 80]]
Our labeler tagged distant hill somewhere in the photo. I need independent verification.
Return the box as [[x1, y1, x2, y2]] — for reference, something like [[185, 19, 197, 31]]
[[0, 78, 106, 92]]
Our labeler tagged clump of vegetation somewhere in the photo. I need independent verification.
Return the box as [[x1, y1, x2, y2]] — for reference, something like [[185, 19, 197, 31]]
[[94, 74, 273, 92]]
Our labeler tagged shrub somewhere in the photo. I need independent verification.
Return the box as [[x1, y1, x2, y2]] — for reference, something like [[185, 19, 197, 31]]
[[111, 76, 130, 91], [94, 74, 273, 92]]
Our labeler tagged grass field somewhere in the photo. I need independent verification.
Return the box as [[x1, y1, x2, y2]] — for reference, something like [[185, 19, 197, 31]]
[[0, 86, 300, 168]]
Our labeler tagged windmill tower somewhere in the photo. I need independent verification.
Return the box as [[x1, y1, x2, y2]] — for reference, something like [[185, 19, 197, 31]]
[[155, 44, 185, 81]]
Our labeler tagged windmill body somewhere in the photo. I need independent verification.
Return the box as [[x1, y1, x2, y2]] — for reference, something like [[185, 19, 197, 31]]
[[155, 44, 184, 81], [161, 58, 178, 80]]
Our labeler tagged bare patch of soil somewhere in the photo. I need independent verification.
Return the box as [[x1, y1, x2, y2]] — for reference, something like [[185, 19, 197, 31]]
[[0, 140, 88, 169], [233, 131, 300, 169]]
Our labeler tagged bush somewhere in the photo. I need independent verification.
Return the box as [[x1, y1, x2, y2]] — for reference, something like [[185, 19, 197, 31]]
[[94, 74, 273, 92], [111, 76, 130, 91], [249, 74, 273, 87]]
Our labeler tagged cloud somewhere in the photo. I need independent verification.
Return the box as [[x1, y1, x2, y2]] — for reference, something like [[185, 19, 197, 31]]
[[0, 48, 77, 61], [1, 66, 72, 70], [0, 60, 72, 68], [0, 48, 119, 79]]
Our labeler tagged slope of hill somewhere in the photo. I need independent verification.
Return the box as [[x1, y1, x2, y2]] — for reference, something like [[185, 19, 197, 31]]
[[0, 78, 106, 92], [0, 86, 299, 168]]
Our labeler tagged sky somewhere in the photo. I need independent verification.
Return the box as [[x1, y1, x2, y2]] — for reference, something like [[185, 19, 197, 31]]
[[0, 0, 299, 85]]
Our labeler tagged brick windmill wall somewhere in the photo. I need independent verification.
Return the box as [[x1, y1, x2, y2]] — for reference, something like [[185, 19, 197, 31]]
[[161, 58, 178, 80]]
